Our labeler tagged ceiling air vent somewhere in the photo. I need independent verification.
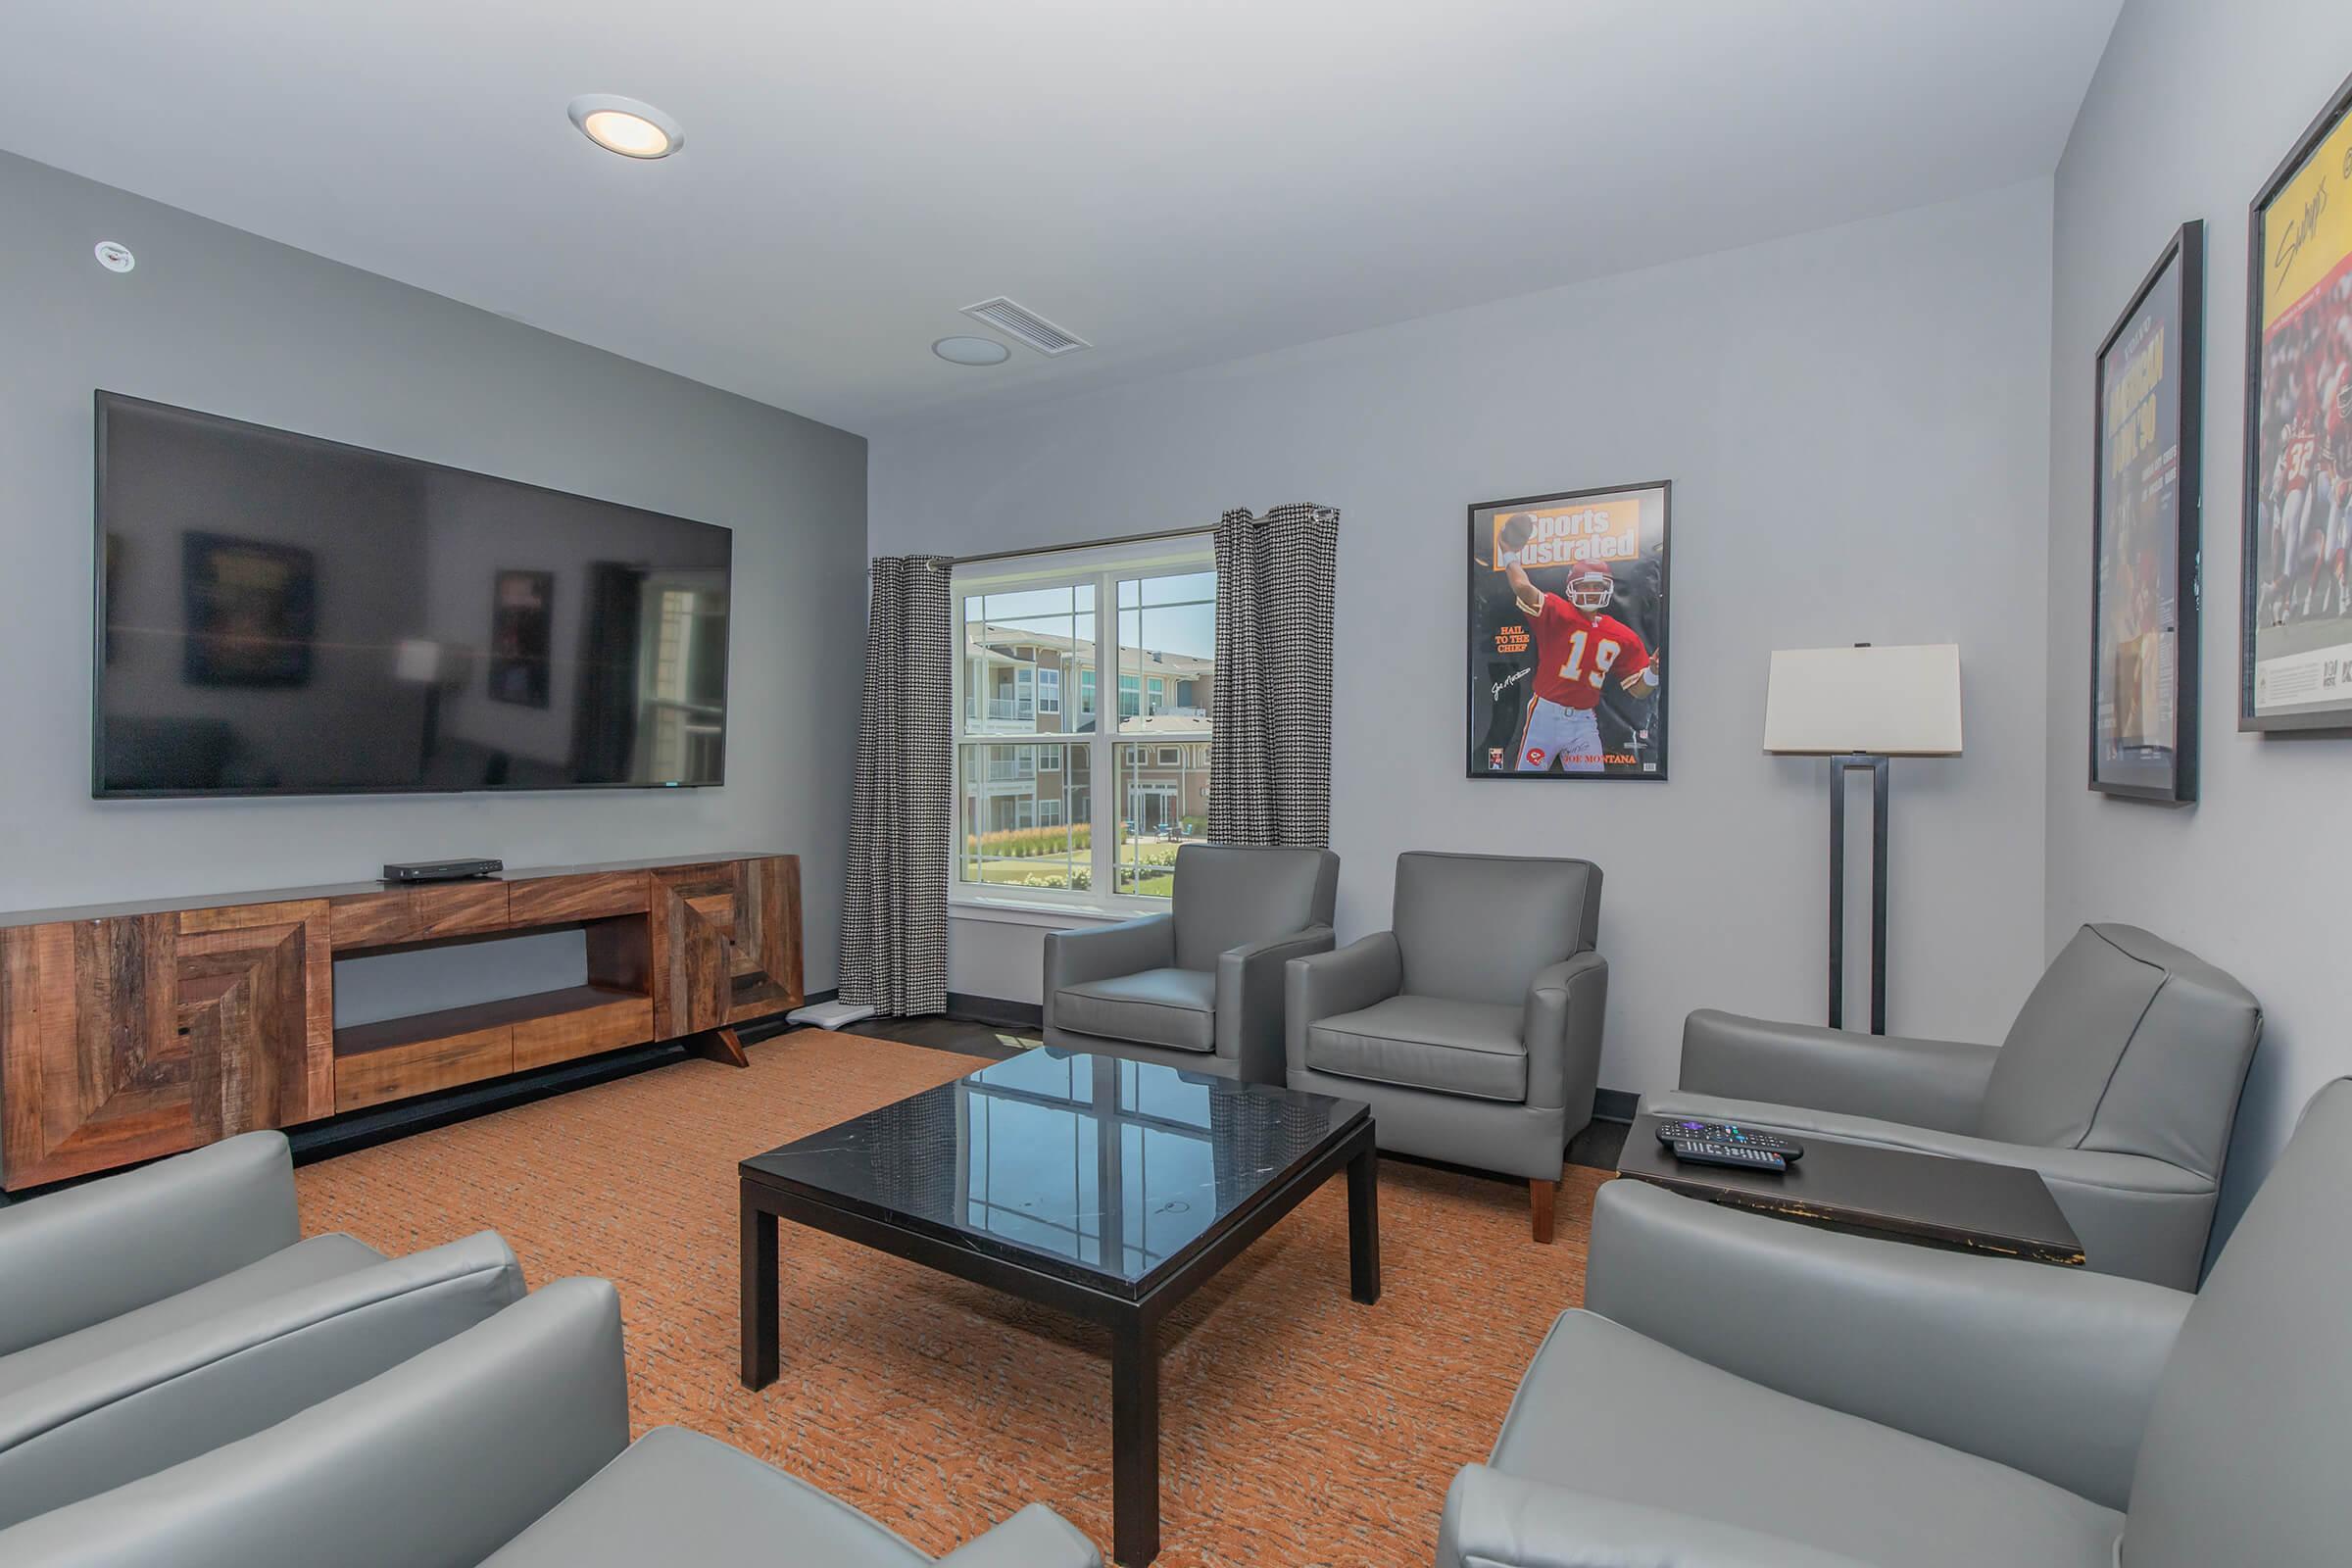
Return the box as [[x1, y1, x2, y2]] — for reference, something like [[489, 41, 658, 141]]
[[961, 297, 1092, 358]]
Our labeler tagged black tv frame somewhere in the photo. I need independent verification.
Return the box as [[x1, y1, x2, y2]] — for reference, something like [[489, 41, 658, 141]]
[[91, 390, 734, 800]]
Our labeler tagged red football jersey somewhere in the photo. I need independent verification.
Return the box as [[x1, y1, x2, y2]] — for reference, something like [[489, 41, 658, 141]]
[[1531, 594, 1651, 710], [2283, 419, 2321, 490]]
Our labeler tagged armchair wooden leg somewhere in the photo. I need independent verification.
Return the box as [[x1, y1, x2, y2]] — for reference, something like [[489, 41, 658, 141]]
[[1530, 1177, 1557, 1245]]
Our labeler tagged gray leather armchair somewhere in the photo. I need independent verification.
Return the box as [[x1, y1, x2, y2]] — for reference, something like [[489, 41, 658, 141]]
[[1043, 843, 1338, 1085], [0, 1130, 524, 1529], [0, 1276, 1101, 1567], [1286, 852, 1605, 1242], [1438, 1075, 2352, 1568], [1648, 923, 2261, 1288]]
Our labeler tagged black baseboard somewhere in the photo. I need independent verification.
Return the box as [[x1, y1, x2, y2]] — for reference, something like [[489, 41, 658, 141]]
[[1593, 1087, 1638, 1123], [946, 992, 1044, 1029], [288, 1004, 809, 1168]]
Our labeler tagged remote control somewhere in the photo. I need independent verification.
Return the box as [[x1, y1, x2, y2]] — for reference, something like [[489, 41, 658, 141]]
[[1667, 1138, 1788, 1173], [1655, 1120, 1804, 1161]]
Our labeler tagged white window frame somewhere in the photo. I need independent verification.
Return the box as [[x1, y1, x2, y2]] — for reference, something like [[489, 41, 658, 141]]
[[953, 535, 1214, 916]]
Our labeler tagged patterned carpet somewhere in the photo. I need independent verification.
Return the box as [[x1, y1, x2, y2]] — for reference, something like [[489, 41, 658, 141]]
[[294, 1029, 1611, 1566]]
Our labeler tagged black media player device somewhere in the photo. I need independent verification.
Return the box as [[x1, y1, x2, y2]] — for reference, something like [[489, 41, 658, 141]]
[[380, 858, 504, 883]]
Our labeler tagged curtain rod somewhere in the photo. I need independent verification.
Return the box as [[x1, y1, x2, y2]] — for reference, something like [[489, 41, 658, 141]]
[[941, 505, 1345, 566], [943, 523, 1215, 569]]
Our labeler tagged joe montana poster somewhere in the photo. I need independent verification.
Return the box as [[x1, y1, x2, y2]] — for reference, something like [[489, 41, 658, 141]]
[[2247, 68, 2352, 730], [2091, 221, 2202, 803], [1467, 481, 1670, 780]]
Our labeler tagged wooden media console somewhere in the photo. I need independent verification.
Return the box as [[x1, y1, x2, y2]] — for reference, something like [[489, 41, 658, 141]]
[[0, 852, 802, 1189]]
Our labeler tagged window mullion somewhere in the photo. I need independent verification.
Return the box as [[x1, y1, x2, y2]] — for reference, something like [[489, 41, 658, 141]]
[[1091, 567, 1114, 906]]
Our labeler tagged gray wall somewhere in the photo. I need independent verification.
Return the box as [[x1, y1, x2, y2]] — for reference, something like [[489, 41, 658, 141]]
[[0, 150, 867, 994], [2046, 0, 2352, 1247], [872, 180, 2056, 1096]]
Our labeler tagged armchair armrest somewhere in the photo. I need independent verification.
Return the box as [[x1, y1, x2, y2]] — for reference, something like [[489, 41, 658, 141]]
[[1284, 931, 1402, 1076], [1439, 1465, 1876, 1568], [1523, 953, 1607, 1117], [0, 1131, 299, 1357], [934, 1502, 1102, 1568], [1042, 914, 1175, 1027], [1586, 1179, 2189, 1509], [1679, 1009, 1997, 1134], [1217, 925, 1335, 1085], [0, 1276, 625, 1568], [0, 1230, 528, 1529]]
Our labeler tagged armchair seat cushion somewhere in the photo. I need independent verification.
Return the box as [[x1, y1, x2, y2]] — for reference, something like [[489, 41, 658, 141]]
[[0, 1233, 384, 1399], [1054, 967, 1216, 1054], [1497, 1309, 2122, 1568], [1306, 996, 1527, 1102], [484, 1425, 928, 1566]]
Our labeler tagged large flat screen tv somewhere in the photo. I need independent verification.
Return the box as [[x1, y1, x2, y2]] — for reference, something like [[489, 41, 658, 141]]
[[93, 393, 732, 798]]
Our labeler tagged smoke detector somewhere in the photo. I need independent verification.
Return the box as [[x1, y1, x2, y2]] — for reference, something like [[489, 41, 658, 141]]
[[960, 297, 1091, 358]]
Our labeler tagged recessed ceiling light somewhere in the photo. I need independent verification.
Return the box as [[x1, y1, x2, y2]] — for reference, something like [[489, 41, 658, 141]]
[[567, 94, 683, 160], [933, 336, 1012, 367]]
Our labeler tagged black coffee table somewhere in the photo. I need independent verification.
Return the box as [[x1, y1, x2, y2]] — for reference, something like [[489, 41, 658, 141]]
[[1618, 1112, 2084, 1266], [739, 1050, 1379, 1566]]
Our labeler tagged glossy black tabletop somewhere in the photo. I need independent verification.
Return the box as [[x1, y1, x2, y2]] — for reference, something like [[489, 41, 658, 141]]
[[741, 1051, 1370, 1299]]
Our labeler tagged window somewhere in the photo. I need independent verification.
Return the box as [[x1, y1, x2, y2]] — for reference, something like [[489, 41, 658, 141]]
[[956, 541, 1215, 909]]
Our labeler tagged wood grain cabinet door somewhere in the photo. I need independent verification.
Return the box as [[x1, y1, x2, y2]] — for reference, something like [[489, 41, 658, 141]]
[[649, 857, 803, 1039], [1, 902, 331, 1189]]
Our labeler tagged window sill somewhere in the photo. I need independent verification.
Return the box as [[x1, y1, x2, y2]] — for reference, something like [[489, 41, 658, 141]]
[[947, 897, 1149, 930]]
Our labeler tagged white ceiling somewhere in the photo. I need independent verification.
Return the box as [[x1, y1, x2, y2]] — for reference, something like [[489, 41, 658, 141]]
[[0, 0, 2120, 436]]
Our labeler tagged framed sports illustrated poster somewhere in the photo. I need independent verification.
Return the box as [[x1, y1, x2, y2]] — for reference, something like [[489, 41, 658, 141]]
[[2091, 220, 2202, 803], [1466, 480, 1670, 780], [2245, 67, 2352, 731]]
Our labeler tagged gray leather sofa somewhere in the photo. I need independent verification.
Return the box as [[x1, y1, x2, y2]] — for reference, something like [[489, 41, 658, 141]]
[[0, 1130, 523, 1529], [1647, 923, 2260, 1288], [0, 1275, 1101, 1567], [1438, 1075, 2352, 1567], [1285, 852, 1605, 1241], [1043, 843, 1338, 1084]]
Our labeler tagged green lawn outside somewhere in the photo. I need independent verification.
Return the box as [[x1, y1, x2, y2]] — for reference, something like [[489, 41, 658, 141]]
[[959, 837, 1183, 900]]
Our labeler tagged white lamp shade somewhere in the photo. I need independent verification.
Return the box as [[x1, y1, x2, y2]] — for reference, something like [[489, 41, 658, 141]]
[[393, 639, 445, 684], [1763, 644, 1963, 756]]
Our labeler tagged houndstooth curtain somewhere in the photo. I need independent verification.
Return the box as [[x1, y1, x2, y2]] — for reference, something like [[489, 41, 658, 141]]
[[1210, 505, 1339, 848], [840, 555, 955, 1016]]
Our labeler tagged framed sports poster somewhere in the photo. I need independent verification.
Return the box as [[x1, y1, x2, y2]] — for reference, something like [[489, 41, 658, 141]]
[[1466, 480, 1670, 780], [2245, 67, 2352, 731], [2091, 220, 2202, 803]]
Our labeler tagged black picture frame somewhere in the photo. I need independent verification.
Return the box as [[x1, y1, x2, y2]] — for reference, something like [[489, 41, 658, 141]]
[[2090, 220, 2203, 804], [1464, 480, 1671, 781], [488, 567, 555, 709], [2242, 66, 2352, 732], [179, 530, 318, 689]]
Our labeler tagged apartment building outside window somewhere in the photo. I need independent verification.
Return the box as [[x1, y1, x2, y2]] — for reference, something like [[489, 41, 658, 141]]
[[954, 538, 1215, 909]]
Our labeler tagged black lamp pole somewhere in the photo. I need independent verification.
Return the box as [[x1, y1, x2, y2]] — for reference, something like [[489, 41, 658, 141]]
[[1826, 753, 1891, 1035]]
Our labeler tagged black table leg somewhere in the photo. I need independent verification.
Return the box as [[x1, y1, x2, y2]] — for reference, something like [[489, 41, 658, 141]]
[[741, 1185, 779, 1390], [1347, 1135, 1382, 1304], [1109, 1312, 1160, 1566]]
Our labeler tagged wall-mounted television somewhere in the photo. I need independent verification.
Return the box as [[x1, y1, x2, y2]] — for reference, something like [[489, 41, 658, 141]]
[[92, 393, 732, 798]]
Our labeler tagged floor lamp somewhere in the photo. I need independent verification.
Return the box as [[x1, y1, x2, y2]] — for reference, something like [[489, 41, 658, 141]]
[[1763, 644, 1963, 1035]]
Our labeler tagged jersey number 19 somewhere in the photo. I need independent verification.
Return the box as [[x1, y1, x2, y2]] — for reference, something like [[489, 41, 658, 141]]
[[1557, 629, 1622, 688]]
